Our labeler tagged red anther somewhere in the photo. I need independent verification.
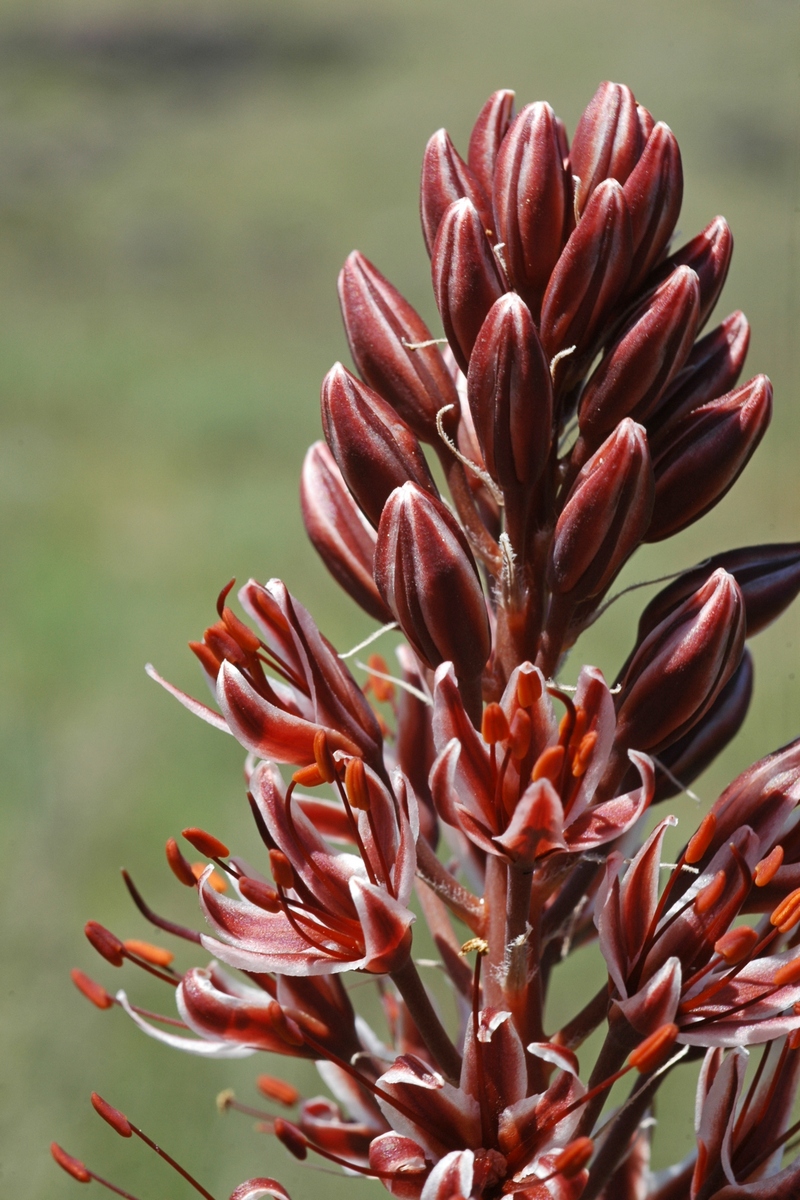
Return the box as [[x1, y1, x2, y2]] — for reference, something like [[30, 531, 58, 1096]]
[[238, 877, 282, 913], [51, 1143, 91, 1183], [773, 956, 800, 988], [282, 1007, 332, 1041], [269, 850, 295, 891], [71, 968, 114, 1010], [516, 667, 543, 708], [84, 921, 125, 967], [191, 863, 227, 893], [508, 708, 532, 760], [685, 813, 717, 864], [366, 654, 395, 703], [532, 744, 565, 784], [267, 1002, 306, 1047], [166, 837, 196, 888], [627, 1023, 679, 1073], [554, 1136, 594, 1178], [755, 845, 784, 887], [221, 606, 261, 653], [345, 757, 371, 811], [123, 940, 175, 968], [789, 1028, 800, 1051], [189, 640, 222, 678], [482, 702, 510, 745], [313, 730, 338, 784], [273, 1118, 308, 1160], [292, 763, 325, 788], [182, 827, 230, 859], [91, 1092, 133, 1138], [571, 731, 597, 778], [257, 1075, 300, 1107], [694, 870, 726, 916], [714, 925, 759, 965], [771, 889, 800, 934]]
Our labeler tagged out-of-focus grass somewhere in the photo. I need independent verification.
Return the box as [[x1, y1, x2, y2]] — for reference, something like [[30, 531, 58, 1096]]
[[0, 1, 798, 1196]]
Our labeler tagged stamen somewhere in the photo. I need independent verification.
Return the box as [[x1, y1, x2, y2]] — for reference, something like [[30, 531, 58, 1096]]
[[122, 940, 174, 969], [122, 869, 203, 944], [273, 1117, 425, 1180], [51, 1143, 144, 1200], [257, 1075, 300, 1106], [191, 863, 227, 893], [365, 654, 396, 703], [538, 1137, 594, 1183], [771, 888, 800, 933], [755, 845, 784, 886], [165, 838, 197, 888], [71, 968, 114, 1010], [482, 702, 510, 746], [694, 870, 726, 915], [685, 814, 717, 865], [85, 922, 125, 967], [182, 827, 231, 859]]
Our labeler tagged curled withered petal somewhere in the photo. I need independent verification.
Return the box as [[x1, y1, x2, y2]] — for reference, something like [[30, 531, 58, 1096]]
[[647, 309, 750, 433], [321, 362, 439, 529], [492, 100, 571, 314], [467, 89, 515, 201], [647, 375, 773, 542], [338, 250, 460, 442], [116, 988, 255, 1058], [420, 128, 492, 257], [623, 121, 683, 291], [300, 441, 392, 624], [375, 483, 491, 682], [178, 967, 315, 1055], [431, 198, 506, 375], [570, 82, 645, 216]]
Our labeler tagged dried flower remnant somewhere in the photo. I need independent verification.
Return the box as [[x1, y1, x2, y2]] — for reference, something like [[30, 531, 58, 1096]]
[[58, 79, 800, 1200]]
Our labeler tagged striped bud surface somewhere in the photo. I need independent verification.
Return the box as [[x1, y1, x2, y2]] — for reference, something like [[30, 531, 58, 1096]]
[[432, 197, 506, 375]]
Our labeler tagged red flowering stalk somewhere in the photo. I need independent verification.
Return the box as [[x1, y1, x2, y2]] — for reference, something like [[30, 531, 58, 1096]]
[[57, 81, 800, 1200]]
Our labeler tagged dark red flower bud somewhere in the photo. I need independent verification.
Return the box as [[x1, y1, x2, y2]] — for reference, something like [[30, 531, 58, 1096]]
[[650, 648, 753, 803], [492, 101, 571, 314], [466, 293, 553, 524], [431, 198, 506, 375], [338, 250, 459, 443], [646, 375, 773, 542], [420, 128, 492, 256], [467, 89, 515, 201], [615, 568, 746, 755], [320, 362, 439, 528], [300, 442, 391, 624], [539, 179, 633, 374], [577, 265, 700, 445], [570, 82, 645, 216], [647, 310, 750, 433], [658, 215, 733, 331], [549, 419, 653, 601], [623, 122, 683, 292], [374, 482, 491, 683]]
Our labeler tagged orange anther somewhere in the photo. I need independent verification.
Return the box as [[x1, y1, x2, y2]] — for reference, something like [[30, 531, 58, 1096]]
[[269, 850, 295, 891], [754, 844, 784, 887], [292, 763, 325, 788], [568, 707, 588, 749], [239, 877, 281, 912], [191, 863, 227, 893], [51, 1143, 91, 1183], [166, 837, 196, 887], [554, 1136, 594, 1178], [257, 1075, 300, 1106], [508, 708, 532, 760], [182, 827, 230, 859], [267, 1002, 305, 1047], [313, 731, 338, 784], [367, 654, 395, 703], [773, 956, 800, 988], [221, 606, 262, 653], [628, 1023, 679, 1073], [532, 744, 565, 784], [571, 731, 598, 778], [685, 814, 717, 865], [482, 702, 510, 745], [694, 870, 726, 916], [189, 640, 222, 678], [123, 940, 175, 968], [714, 925, 759, 965], [70, 968, 114, 1010], [91, 1093, 132, 1138], [771, 888, 800, 933], [345, 757, 371, 811], [516, 667, 542, 708]]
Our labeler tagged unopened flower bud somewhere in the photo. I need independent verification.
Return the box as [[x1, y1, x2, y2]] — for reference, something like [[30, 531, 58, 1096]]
[[467, 89, 515, 201], [338, 251, 459, 443], [647, 375, 773, 542], [182, 827, 230, 859], [420, 128, 492, 256], [659, 215, 733, 331], [577, 266, 700, 445], [570, 82, 645, 216], [648, 310, 750, 433], [492, 101, 570, 314], [374, 482, 491, 684], [300, 442, 392, 624], [615, 569, 745, 755], [623, 121, 684, 291], [549, 419, 653, 601], [432, 198, 506, 374]]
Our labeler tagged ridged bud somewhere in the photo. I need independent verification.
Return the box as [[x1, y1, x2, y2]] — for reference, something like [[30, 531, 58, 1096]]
[[615, 568, 746, 755], [623, 122, 683, 292], [648, 310, 750, 433], [570, 82, 645, 216], [338, 250, 459, 443], [577, 265, 700, 445], [374, 482, 491, 682], [647, 375, 773, 542], [467, 89, 515, 201], [492, 101, 571, 314], [300, 442, 392, 624], [466, 294, 553, 520], [550, 420, 653, 601], [658, 215, 733, 331], [320, 362, 438, 528], [432, 197, 506, 374], [540, 179, 633, 373], [420, 128, 492, 256]]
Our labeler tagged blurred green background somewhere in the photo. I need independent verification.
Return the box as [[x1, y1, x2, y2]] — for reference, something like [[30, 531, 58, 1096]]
[[1, 0, 799, 1195]]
